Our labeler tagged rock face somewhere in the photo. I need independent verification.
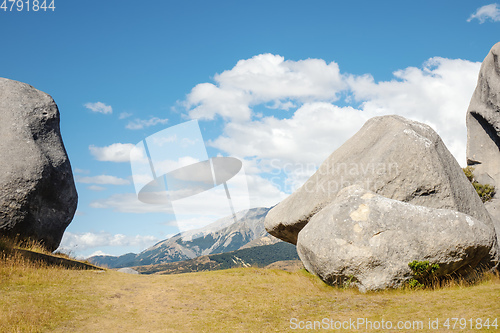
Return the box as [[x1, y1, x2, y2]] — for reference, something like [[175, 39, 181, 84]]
[[117, 267, 139, 274], [485, 199, 500, 247], [466, 42, 500, 187], [0, 78, 77, 251], [466, 42, 500, 251], [297, 186, 497, 292], [265, 115, 493, 245]]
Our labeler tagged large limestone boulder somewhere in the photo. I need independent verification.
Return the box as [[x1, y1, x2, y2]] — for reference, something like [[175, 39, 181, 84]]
[[0, 78, 77, 251], [265, 115, 493, 245], [466, 42, 500, 250], [485, 199, 500, 247], [297, 186, 497, 292], [466, 42, 500, 187]]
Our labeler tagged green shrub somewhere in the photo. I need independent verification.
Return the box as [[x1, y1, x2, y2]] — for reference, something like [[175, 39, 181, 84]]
[[473, 183, 495, 202], [463, 166, 496, 203], [463, 166, 475, 182], [408, 260, 439, 289]]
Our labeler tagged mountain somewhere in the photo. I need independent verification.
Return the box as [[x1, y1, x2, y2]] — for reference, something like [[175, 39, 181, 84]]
[[89, 207, 280, 268], [131, 242, 300, 275]]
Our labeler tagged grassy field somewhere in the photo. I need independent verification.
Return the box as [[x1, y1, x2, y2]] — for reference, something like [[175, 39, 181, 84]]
[[1, 248, 499, 333]]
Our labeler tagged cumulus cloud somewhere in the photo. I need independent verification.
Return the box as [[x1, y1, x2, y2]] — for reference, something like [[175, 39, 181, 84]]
[[84, 102, 113, 114], [244, 173, 289, 207], [89, 143, 143, 162], [119, 112, 133, 119], [88, 250, 111, 257], [467, 3, 500, 23], [58, 231, 159, 254], [90, 193, 173, 214], [126, 117, 169, 130], [87, 185, 106, 191], [184, 54, 346, 122], [77, 175, 130, 185], [211, 103, 367, 166]]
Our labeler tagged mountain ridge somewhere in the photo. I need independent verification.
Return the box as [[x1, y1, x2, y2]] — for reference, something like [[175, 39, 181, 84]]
[[88, 207, 280, 268], [131, 242, 300, 275]]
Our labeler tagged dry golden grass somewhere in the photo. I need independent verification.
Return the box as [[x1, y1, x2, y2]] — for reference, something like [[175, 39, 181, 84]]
[[1, 240, 499, 332], [0, 252, 104, 333]]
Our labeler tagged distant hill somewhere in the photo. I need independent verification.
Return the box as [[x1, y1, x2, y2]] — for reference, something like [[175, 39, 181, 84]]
[[131, 242, 300, 275], [88, 207, 282, 268]]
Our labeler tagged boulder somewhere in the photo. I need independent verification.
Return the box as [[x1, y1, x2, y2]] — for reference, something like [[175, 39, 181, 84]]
[[465, 42, 500, 254], [117, 267, 139, 274], [297, 186, 497, 292], [466, 42, 500, 187], [265, 115, 494, 245], [485, 198, 500, 248], [0, 78, 77, 251]]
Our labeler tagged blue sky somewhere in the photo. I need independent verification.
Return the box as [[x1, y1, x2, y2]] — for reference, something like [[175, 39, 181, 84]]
[[1, 1, 499, 258]]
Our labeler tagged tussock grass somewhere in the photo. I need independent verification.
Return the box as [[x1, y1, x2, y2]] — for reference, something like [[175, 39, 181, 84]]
[[0, 250, 104, 332], [0, 236, 47, 254], [1, 244, 499, 332]]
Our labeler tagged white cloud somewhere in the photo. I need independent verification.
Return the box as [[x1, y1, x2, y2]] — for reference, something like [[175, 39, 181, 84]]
[[126, 117, 169, 130], [186, 83, 253, 122], [467, 3, 500, 23], [88, 250, 112, 257], [210, 103, 366, 166], [84, 102, 113, 114], [184, 54, 346, 122], [58, 231, 159, 254], [216, 54, 345, 101], [89, 143, 142, 162], [153, 156, 200, 176], [77, 175, 130, 185], [119, 112, 133, 119], [90, 193, 174, 214], [268, 100, 296, 110], [88, 185, 106, 191], [245, 173, 289, 207]]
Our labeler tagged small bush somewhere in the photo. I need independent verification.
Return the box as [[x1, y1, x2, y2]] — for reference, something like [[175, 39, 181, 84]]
[[473, 183, 495, 202], [463, 166, 496, 203], [408, 260, 439, 289], [463, 166, 475, 182]]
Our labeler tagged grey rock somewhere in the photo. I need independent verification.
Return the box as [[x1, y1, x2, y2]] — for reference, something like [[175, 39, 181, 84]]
[[485, 198, 500, 248], [466, 42, 500, 188], [0, 78, 77, 251], [297, 186, 497, 292], [466, 42, 500, 256], [117, 267, 139, 274], [265, 115, 493, 246]]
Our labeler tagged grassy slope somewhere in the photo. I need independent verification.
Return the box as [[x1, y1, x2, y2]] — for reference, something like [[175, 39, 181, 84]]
[[1, 254, 499, 333]]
